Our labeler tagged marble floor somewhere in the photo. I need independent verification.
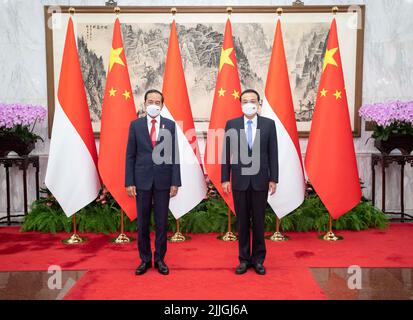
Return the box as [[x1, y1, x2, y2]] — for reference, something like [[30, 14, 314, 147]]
[[0, 270, 85, 300], [311, 268, 413, 300], [1, 268, 412, 299]]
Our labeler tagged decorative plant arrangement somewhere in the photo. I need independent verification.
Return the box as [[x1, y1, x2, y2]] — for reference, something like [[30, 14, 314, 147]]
[[0, 103, 47, 156], [359, 100, 413, 154], [22, 182, 388, 234]]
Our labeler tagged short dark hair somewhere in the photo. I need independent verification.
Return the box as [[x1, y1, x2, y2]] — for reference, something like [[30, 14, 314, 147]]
[[144, 89, 164, 104], [240, 89, 260, 103]]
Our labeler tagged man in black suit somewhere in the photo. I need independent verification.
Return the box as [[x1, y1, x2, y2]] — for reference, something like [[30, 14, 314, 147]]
[[125, 89, 181, 276], [221, 89, 278, 275]]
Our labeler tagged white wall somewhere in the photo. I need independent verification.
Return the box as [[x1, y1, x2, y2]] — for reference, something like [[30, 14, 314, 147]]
[[1, 0, 413, 217]]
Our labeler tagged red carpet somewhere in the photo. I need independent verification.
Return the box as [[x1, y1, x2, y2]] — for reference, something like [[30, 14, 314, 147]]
[[0, 224, 412, 299]]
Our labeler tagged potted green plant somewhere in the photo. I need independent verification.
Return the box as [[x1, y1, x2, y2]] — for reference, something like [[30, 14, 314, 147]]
[[359, 101, 413, 155], [0, 103, 47, 156]]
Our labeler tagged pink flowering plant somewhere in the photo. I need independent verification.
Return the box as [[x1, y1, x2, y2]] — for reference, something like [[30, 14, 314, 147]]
[[359, 101, 413, 141], [0, 103, 47, 143]]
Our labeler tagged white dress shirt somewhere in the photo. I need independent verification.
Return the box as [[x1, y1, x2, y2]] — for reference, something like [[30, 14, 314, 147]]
[[147, 115, 160, 139], [244, 115, 257, 144]]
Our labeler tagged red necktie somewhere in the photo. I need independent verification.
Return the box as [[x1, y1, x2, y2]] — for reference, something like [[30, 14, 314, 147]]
[[150, 119, 157, 147]]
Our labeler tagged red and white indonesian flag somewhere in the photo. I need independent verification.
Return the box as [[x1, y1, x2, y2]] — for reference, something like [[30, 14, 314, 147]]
[[261, 19, 305, 218], [45, 17, 101, 217], [161, 20, 207, 219]]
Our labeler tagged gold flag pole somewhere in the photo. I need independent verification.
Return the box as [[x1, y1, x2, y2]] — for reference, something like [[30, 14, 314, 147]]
[[267, 216, 290, 242], [168, 219, 190, 242], [108, 5, 132, 244], [318, 7, 341, 242], [319, 215, 343, 241], [266, 1, 285, 244], [165, 6, 189, 244], [112, 210, 133, 243], [218, 208, 237, 241], [218, 6, 237, 242], [62, 214, 87, 244], [267, 9, 289, 243], [61, 7, 86, 246]]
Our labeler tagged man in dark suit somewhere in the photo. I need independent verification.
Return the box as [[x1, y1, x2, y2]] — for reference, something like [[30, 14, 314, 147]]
[[221, 89, 278, 275], [125, 89, 181, 276]]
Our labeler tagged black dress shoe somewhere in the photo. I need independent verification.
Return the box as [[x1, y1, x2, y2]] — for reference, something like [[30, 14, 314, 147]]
[[235, 263, 249, 275], [253, 263, 266, 275], [135, 261, 152, 275], [154, 261, 169, 275]]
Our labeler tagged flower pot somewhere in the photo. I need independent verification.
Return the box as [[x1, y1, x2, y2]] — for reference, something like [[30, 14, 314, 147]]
[[374, 134, 413, 155], [0, 136, 35, 157]]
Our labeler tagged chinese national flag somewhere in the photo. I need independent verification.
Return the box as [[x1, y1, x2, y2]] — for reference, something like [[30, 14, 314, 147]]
[[204, 19, 243, 213], [98, 18, 137, 220], [304, 19, 361, 219]]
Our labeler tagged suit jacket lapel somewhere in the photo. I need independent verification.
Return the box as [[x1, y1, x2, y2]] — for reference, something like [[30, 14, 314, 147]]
[[143, 115, 153, 148], [252, 115, 262, 150], [238, 116, 250, 153], [156, 116, 165, 146]]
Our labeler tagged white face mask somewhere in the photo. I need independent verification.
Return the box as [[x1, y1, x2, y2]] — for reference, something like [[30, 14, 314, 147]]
[[146, 104, 161, 118], [242, 102, 258, 117]]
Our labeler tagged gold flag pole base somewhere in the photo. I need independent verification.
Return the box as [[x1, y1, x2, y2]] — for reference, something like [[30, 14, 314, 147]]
[[168, 231, 190, 242], [62, 214, 87, 244], [168, 219, 190, 242], [266, 217, 289, 242], [266, 231, 290, 242], [318, 231, 343, 241], [319, 215, 343, 241], [111, 210, 134, 243], [111, 233, 133, 243], [218, 231, 238, 241], [218, 208, 238, 241], [62, 233, 87, 245]]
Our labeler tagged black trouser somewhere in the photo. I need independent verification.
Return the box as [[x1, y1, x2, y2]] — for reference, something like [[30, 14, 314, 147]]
[[136, 186, 170, 263], [232, 183, 267, 265]]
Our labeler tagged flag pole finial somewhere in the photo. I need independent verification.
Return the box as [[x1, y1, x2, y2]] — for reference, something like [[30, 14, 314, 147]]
[[226, 7, 233, 16], [114, 6, 120, 15], [171, 7, 177, 16], [276, 7, 283, 16], [332, 6, 339, 15], [68, 7, 75, 15]]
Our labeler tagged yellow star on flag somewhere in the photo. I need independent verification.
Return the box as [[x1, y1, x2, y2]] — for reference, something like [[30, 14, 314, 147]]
[[109, 87, 117, 97], [320, 88, 328, 97], [122, 90, 131, 100], [231, 89, 240, 99], [109, 47, 125, 72], [333, 89, 342, 100], [219, 47, 235, 72], [218, 88, 226, 97], [323, 47, 338, 71]]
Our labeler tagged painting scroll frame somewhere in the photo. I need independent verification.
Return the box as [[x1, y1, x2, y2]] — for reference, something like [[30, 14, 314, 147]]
[[44, 5, 365, 138]]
